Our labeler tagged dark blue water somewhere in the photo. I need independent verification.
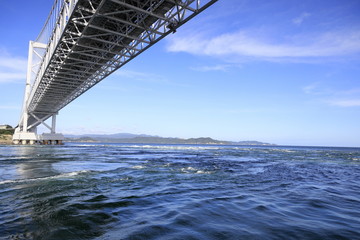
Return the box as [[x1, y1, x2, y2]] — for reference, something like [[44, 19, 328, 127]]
[[1, 143, 360, 240]]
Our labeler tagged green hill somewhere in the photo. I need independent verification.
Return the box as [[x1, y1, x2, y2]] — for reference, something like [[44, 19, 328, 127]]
[[65, 134, 273, 145]]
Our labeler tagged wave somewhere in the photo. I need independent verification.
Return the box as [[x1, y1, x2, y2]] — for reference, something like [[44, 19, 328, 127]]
[[125, 144, 227, 151], [0, 170, 91, 185], [180, 167, 213, 174]]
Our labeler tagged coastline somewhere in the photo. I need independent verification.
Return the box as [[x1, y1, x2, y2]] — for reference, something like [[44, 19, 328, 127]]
[[0, 132, 271, 146], [0, 134, 12, 145]]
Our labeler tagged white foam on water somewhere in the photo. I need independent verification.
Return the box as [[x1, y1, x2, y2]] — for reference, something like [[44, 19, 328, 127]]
[[132, 165, 145, 169], [195, 170, 213, 174], [0, 170, 91, 185], [180, 167, 212, 174], [181, 167, 196, 172], [248, 167, 266, 174]]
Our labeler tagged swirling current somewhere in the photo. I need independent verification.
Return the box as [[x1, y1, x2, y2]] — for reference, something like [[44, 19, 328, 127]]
[[0, 143, 360, 240]]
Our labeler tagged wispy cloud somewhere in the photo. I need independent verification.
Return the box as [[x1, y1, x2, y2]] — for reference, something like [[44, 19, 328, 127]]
[[0, 57, 27, 71], [336, 88, 360, 95], [0, 53, 27, 83], [292, 12, 311, 25], [112, 69, 190, 88], [191, 64, 233, 72], [166, 29, 360, 61], [114, 69, 169, 84], [302, 82, 333, 95], [0, 105, 21, 110], [327, 99, 360, 107], [0, 73, 26, 82], [303, 83, 360, 107]]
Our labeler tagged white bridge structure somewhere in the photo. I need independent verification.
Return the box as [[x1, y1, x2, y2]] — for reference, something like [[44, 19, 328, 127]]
[[13, 0, 217, 144]]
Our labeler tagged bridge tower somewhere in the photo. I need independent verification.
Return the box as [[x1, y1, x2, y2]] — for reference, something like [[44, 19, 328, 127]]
[[13, 41, 64, 145]]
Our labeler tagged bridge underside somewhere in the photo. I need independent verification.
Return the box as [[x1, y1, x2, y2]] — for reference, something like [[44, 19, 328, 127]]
[[13, 0, 217, 144]]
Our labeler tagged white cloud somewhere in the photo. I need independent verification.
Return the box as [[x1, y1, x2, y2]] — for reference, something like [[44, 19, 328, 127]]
[[0, 54, 27, 83], [0, 73, 25, 83], [112, 69, 190, 88], [0, 57, 27, 71], [303, 83, 360, 107], [328, 99, 360, 107], [303, 83, 319, 94], [114, 69, 169, 84], [292, 12, 311, 25], [302, 82, 333, 95], [166, 29, 360, 61], [115, 69, 148, 79], [191, 64, 232, 72], [0, 105, 20, 110], [336, 88, 360, 95]]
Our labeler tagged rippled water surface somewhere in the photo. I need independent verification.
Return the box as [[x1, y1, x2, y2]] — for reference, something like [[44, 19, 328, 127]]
[[1, 143, 360, 239]]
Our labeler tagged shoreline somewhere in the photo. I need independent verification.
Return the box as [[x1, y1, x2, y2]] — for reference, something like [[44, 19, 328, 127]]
[[0, 134, 13, 145]]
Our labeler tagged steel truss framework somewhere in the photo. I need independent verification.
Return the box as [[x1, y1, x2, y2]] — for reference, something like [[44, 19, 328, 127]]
[[16, 0, 217, 135]]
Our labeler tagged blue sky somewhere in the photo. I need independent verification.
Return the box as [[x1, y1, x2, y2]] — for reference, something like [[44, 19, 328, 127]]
[[1, 0, 360, 147]]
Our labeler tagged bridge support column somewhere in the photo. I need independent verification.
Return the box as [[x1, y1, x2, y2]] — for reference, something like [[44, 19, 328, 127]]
[[51, 114, 56, 134], [13, 131, 39, 145], [38, 131, 64, 145], [13, 129, 65, 145], [12, 111, 65, 145]]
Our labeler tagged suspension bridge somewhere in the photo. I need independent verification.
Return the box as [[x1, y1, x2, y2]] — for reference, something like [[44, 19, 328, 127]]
[[12, 0, 217, 145]]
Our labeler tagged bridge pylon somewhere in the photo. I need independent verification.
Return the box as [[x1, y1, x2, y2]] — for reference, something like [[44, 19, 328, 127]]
[[12, 41, 64, 145]]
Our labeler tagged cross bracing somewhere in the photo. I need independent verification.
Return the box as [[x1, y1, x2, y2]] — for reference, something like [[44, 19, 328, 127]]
[[18, 0, 217, 133]]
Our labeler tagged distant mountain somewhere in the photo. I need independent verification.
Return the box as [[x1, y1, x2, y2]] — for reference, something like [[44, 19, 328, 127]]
[[65, 133, 274, 146], [65, 133, 155, 139]]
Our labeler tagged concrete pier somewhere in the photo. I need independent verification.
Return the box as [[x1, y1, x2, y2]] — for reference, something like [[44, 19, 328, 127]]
[[12, 132, 64, 145]]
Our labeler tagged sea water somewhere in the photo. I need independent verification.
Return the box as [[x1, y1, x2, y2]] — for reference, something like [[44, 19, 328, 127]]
[[0, 143, 360, 239]]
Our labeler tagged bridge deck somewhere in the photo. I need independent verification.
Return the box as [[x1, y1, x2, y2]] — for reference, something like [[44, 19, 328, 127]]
[[19, 0, 216, 131]]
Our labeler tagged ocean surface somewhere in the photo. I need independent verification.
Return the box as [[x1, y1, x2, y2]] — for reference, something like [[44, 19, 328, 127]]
[[0, 143, 360, 240]]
